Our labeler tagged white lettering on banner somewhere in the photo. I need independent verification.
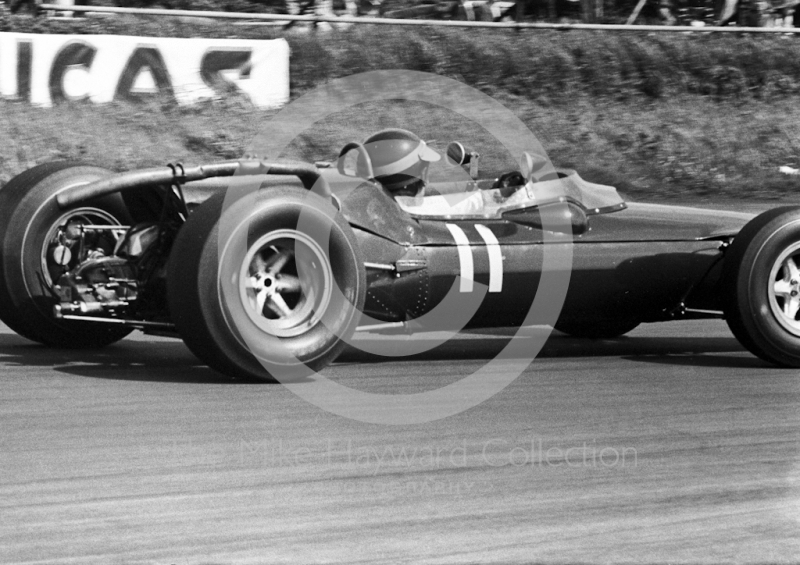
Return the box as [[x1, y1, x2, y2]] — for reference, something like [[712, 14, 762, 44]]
[[0, 33, 289, 108], [446, 223, 474, 293]]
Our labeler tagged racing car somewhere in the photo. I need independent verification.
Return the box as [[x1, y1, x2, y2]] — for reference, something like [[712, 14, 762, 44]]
[[2, 138, 800, 381]]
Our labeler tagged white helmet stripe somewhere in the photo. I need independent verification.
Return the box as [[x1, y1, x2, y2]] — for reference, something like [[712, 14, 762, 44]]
[[371, 140, 438, 178]]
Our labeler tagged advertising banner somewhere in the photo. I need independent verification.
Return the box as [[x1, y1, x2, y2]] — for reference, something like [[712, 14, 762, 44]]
[[0, 33, 290, 107]]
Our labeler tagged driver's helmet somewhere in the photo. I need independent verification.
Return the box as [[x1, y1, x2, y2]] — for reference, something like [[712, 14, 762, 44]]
[[363, 129, 441, 195]]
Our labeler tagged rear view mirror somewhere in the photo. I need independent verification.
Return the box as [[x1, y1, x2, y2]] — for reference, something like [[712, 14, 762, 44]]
[[502, 201, 589, 235], [447, 141, 473, 165], [446, 141, 480, 179], [520, 151, 549, 181]]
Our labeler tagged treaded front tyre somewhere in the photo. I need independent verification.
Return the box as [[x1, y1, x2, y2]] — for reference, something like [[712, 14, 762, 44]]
[[721, 206, 800, 367], [167, 187, 366, 381], [0, 162, 133, 347]]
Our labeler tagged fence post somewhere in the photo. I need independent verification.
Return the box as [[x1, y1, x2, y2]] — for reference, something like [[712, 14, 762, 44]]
[[54, 0, 73, 17], [581, 0, 596, 22], [626, 0, 647, 24]]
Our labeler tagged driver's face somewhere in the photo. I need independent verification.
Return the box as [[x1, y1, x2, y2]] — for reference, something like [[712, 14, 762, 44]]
[[391, 178, 425, 198]]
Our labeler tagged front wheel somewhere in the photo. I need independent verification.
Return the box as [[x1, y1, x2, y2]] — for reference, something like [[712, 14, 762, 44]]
[[167, 187, 366, 381], [722, 206, 800, 367]]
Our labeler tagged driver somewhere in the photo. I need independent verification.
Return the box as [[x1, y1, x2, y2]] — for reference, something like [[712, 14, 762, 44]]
[[363, 128, 487, 216]]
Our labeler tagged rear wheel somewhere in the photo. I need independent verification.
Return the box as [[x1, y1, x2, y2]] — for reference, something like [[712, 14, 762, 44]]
[[167, 187, 366, 381], [722, 206, 800, 367], [0, 162, 133, 347]]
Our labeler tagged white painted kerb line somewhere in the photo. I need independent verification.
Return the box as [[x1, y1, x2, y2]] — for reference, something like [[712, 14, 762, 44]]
[[446, 223, 473, 293], [475, 224, 503, 292]]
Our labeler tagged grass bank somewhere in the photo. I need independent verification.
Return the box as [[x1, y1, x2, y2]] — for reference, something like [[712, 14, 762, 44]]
[[5, 15, 800, 100], [3, 94, 798, 201], [1, 19, 799, 200]]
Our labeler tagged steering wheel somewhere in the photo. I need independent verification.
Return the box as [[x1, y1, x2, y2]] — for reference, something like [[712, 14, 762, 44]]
[[492, 171, 527, 198]]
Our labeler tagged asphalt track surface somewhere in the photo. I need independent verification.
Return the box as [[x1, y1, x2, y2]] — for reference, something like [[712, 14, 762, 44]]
[[2, 319, 799, 564]]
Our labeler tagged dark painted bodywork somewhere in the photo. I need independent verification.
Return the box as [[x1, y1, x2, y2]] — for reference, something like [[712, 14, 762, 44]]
[[177, 167, 752, 332], [325, 176, 753, 330], [36, 158, 757, 341]]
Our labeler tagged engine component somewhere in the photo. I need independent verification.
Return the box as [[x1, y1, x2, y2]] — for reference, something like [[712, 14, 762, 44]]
[[54, 256, 138, 317]]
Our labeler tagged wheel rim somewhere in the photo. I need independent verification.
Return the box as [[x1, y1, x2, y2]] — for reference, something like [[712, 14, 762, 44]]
[[238, 229, 333, 338], [768, 241, 800, 337], [40, 207, 123, 287]]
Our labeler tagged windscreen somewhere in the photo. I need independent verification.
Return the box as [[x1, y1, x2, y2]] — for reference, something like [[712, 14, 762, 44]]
[[527, 169, 625, 214]]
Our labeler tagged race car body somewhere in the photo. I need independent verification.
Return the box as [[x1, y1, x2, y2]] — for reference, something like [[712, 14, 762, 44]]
[[0, 148, 797, 380], [336, 178, 751, 333]]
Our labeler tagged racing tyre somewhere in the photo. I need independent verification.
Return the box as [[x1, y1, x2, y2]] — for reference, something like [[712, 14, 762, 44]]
[[167, 187, 366, 382], [0, 162, 133, 347], [554, 318, 640, 339], [722, 206, 800, 367]]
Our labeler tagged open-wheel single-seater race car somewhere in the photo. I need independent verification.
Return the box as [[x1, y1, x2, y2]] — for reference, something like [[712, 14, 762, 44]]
[[2, 139, 800, 381]]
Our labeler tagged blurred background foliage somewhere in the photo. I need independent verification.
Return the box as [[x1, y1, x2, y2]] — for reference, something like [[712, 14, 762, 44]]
[[1, 4, 799, 201]]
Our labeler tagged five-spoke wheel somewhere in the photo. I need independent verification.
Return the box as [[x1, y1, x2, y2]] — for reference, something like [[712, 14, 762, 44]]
[[168, 187, 366, 381], [240, 231, 333, 338], [722, 206, 800, 367], [768, 243, 800, 336]]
